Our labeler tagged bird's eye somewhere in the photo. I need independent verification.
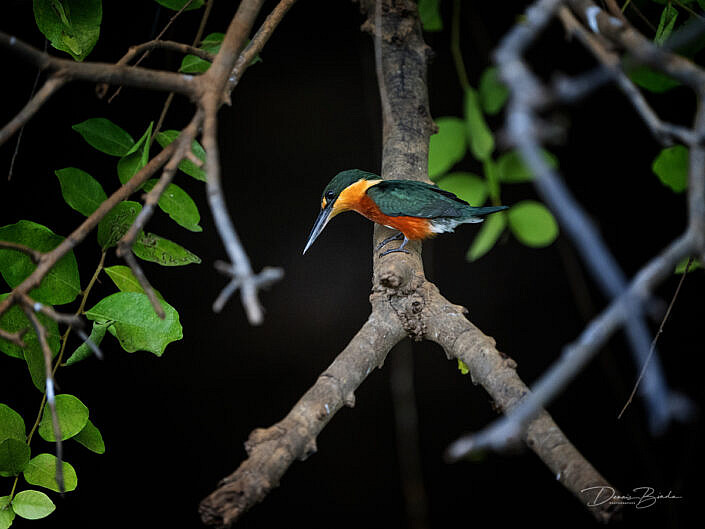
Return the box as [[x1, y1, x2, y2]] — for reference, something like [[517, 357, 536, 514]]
[[325, 190, 335, 201]]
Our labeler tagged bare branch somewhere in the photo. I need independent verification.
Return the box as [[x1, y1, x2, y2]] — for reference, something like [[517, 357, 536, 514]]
[[200, 2, 618, 525], [0, 240, 43, 263], [22, 305, 64, 492], [118, 110, 204, 254], [227, 0, 299, 91], [558, 7, 697, 146], [493, 0, 687, 434], [447, 233, 694, 457], [0, 32, 199, 110], [123, 251, 165, 319], [0, 75, 66, 148], [199, 306, 406, 526], [0, 327, 27, 349], [19, 294, 83, 327], [118, 40, 215, 67]]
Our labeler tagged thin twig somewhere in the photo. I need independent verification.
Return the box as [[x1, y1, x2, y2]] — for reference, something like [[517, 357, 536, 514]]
[[0, 327, 27, 348], [123, 251, 165, 319], [226, 0, 298, 92], [105, 0, 197, 102], [22, 306, 64, 492], [618, 257, 694, 419], [119, 110, 203, 253], [446, 233, 694, 459], [0, 240, 43, 263], [7, 39, 46, 180], [0, 75, 67, 148]]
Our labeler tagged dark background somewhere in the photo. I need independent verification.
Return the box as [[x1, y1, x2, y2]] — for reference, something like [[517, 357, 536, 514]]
[[1, 1, 703, 528]]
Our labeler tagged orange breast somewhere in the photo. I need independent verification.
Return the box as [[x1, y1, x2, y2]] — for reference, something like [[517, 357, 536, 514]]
[[355, 194, 434, 240]]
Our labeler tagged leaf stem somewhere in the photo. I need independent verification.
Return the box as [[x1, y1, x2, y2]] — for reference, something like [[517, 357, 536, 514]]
[[451, 0, 471, 92]]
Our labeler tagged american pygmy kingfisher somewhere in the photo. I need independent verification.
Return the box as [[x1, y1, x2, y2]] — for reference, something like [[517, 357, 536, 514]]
[[304, 169, 508, 257]]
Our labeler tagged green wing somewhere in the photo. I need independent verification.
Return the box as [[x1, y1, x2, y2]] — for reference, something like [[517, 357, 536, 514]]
[[367, 180, 470, 218]]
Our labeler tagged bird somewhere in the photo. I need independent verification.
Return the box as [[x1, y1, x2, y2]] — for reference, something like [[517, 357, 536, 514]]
[[303, 169, 509, 257]]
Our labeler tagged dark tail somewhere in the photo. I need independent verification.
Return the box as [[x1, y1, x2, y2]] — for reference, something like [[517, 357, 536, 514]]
[[470, 205, 509, 216]]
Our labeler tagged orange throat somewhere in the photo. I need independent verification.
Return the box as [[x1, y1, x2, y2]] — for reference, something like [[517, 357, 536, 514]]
[[334, 180, 434, 240]]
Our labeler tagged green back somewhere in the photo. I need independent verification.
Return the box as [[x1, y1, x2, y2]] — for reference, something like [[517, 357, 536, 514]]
[[367, 180, 471, 218]]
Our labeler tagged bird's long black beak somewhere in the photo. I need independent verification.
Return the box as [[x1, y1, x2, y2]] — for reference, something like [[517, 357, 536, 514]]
[[303, 201, 335, 255]]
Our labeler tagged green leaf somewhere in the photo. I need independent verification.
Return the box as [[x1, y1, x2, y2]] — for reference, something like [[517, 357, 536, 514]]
[[64, 320, 109, 366], [507, 200, 559, 248], [0, 221, 80, 305], [674, 257, 703, 274], [0, 404, 25, 443], [418, 0, 443, 32], [652, 145, 688, 193], [655, 4, 678, 46], [154, 0, 204, 11], [428, 117, 466, 179], [23, 454, 77, 493], [73, 420, 105, 454], [10, 490, 55, 520], [155, 131, 206, 181], [55, 167, 107, 217], [142, 180, 202, 232], [33, 0, 102, 61], [38, 394, 89, 442], [625, 60, 680, 93], [457, 358, 469, 375], [96, 201, 142, 249], [464, 88, 494, 162], [0, 291, 61, 390], [85, 292, 182, 355], [436, 172, 487, 206], [466, 211, 506, 261], [180, 32, 221, 74], [0, 293, 60, 370], [117, 122, 153, 185], [72, 118, 134, 156], [0, 495, 14, 529], [103, 265, 164, 299], [496, 149, 558, 183], [479, 67, 508, 115], [134, 233, 202, 266], [0, 439, 30, 477]]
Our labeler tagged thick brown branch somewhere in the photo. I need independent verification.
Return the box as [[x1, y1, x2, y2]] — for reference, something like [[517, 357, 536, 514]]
[[200, 1, 617, 525], [423, 287, 619, 522], [199, 304, 406, 526]]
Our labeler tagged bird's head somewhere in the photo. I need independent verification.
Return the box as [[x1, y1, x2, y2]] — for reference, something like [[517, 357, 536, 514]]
[[303, 169, 380, 254]]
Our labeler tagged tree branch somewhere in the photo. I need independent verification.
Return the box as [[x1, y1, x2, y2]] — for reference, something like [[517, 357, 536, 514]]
[[449, 0, 704, 461], [0, 32, 199, 102], [199, 1, 618, 525], [0, 75, 66, 148], [199, 305, 406, 526]]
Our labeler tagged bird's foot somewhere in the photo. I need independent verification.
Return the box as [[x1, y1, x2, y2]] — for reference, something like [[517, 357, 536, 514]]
[[375, 232, 405, 252], [379, 247, 410, 258]]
